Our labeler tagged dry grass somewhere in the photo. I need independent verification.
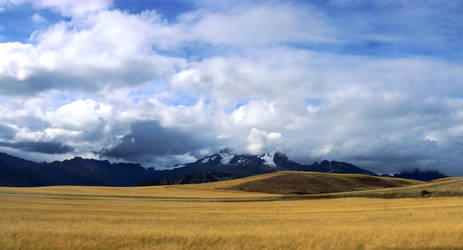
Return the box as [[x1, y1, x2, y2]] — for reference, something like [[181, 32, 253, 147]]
[[0, 184, 279, 201], [1, 179, 463, 249], [308, 177, 463, 199]]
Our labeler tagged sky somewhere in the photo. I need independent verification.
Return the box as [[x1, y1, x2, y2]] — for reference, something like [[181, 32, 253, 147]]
[[0, 0, 462, 175]]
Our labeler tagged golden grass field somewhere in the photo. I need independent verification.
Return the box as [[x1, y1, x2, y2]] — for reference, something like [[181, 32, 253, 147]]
[[1, 172, 463, 250]]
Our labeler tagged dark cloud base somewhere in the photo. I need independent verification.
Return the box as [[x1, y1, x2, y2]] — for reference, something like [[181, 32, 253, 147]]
[[0, 141, 74, 154], [0, 124, 15, 140], [101, 120, 209, 162]]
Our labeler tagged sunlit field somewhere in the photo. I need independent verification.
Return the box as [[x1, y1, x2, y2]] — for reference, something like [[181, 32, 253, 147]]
[[1, 178, 463, 250]]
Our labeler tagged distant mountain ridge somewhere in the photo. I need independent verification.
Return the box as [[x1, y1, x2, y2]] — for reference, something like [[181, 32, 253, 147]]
[[0, 154, 155, 186], [392, 169, 448, 182], [0, 150, 445, 187], [151, 150, 377, 181]]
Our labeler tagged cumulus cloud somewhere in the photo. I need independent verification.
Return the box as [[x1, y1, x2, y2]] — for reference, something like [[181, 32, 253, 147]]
[[0, 10, 183, 96], [231, 101, 277, 127], [32, 13, 46, 23], [0, 0, 462, 175], [246, 128, 282, 154], [46, 99, 111, 130]]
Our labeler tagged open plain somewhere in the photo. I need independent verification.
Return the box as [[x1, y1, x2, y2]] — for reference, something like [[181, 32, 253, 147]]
[[1, 172, 463, 250]]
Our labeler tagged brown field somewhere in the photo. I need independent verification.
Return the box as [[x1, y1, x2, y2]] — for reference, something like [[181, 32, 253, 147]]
[[221, 171, 424, 194], [1, 172, 463, 249]]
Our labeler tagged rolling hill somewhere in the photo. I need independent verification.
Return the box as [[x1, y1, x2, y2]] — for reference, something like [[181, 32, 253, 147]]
[[221, 171, 424, 195], [172, 171, 422, 195], [173, 171, 463, 199]]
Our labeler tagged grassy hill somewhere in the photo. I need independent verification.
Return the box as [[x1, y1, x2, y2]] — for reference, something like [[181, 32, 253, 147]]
[[308, 177, 463, 199], [220, 171, 423, 195], [170, 171, 463, 199]]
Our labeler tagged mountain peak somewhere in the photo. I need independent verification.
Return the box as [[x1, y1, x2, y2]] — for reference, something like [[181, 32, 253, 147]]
[[259, 152, 277, 167], [197, 150, 288, 168], [219, 151, 235, 165]]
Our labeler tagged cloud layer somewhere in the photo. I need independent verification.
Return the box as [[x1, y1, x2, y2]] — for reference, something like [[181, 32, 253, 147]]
[[0, 0, 462, 175]]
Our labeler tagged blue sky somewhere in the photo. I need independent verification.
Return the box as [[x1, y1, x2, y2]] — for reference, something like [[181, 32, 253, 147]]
[[2, 0, 462, 59], [0, 0, 462, 175], [0, 3, 64, 42], [113, 0, 196, 19]]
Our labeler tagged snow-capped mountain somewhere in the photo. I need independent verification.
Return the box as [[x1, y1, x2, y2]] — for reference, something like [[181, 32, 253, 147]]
[[155, 149, 376, 182], [0, 151, 445, 187], [259, 152, 277, 167], [199, 149, 236, 165], [196, 150, 279, 168]]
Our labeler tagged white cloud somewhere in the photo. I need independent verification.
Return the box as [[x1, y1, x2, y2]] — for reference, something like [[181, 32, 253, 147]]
[[0, 0, 462, 175], [246, 128, 282, 154], [46, 99, 111, 130], [35, 0, 111, 17], [0, 10, 184, 95], [313, 144, 333, 157], [171, 50, 320, 104], [231, 101, 277, 127], [32, 13, 46, 23], [183, 4, 336, 46]]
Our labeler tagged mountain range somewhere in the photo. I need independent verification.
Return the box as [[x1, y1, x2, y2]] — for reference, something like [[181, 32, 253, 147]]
[[0, 150, 445, 187]]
